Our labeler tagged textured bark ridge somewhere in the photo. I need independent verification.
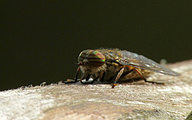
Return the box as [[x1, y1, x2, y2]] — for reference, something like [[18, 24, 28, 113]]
[[0, 60, 192, 120]]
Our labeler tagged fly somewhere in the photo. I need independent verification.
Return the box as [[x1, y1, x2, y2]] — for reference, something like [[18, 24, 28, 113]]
[[65, 48, 180, 88]]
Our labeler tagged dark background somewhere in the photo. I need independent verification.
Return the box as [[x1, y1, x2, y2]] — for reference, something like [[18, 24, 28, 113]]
[[1, 1, 192, 91]]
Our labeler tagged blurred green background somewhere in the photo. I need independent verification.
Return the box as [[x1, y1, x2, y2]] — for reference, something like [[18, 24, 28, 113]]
[[1, 1, 192, 91]]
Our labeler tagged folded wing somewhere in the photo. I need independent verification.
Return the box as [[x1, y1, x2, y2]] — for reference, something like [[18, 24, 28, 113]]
[[119, 50, 179, 76]]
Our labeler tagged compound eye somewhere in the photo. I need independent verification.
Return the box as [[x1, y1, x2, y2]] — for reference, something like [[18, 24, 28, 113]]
[[78, 50, 90, 63], [87, 51, 105, 67]]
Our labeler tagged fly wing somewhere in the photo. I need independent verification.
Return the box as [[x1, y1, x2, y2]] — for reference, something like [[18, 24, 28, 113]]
[[119, 50, 179, 76]]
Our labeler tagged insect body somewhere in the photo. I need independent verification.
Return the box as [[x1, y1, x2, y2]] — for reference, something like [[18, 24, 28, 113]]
[[67, 48, 179, 88]]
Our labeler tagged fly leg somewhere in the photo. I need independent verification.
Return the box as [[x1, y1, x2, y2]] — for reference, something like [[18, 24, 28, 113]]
[[81, 71, 105, 84], [64, 66, 81, 84], [100, 72, 105, 82], [80, 74, 94, 84], [75, 66, 81, 82], [81, 75, 97, 84], [134, 68, 164, 84], [112, 67, 125, 88], [120, 69, 134, 78]]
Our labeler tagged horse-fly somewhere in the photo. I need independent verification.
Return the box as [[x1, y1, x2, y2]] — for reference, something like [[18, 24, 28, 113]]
[[65, 48, 179, 88]]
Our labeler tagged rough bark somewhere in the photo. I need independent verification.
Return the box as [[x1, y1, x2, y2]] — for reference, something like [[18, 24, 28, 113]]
[[0, 60, 192, 120]]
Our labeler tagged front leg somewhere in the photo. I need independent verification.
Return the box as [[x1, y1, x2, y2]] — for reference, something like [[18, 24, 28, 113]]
[[64, 66, 81, 84], [64, 79, 80, 84], [81, 71, 105, 84], [80, 74, 94, 84]]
